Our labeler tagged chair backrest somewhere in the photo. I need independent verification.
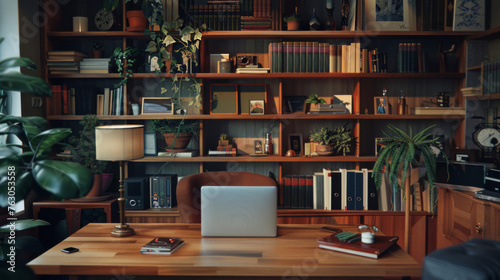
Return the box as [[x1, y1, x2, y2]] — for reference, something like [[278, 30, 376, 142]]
[[176, 171, 279, 223]]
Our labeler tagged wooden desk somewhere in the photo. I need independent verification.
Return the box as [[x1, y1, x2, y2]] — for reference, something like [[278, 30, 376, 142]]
[[28, 223, 421, 279], [32, 198, 118, 235]]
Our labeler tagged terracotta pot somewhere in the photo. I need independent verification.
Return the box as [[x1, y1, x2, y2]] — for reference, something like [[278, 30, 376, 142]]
[[218, 140, 229, 146], [315, 144, 335, 156], [86, 174, 102, 198], [92, 50, 103, 58], [287, 20, 300, 31], [126, 10, 147, 30], [164, 133, 193, 150]]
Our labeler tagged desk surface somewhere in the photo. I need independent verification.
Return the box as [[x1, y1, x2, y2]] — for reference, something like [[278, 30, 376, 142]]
[[28, 223, 421, 278]]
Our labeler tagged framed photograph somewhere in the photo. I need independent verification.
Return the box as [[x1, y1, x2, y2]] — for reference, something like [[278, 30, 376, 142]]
[[453, 0, 485, 31], [144, 132, 157, 156], [210, 84, 238, 115], [249, 99, 265, 115], [254, 140, 263, 154], [374, 96, 388, 115], [363, 0, 416, 31], [285, 96, 307, 114], [288, 133, 303, 155], [142, 97, 173, 114]]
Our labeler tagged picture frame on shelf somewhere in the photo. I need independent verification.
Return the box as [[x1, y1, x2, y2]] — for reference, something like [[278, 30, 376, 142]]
[[254, 140, 263, 154], [286, 96, 307, 114], [142, 97, 173, 114], [249, 99, 265, 115], [288, 133, 303, 155], [453, 0, 485, 31], [144, 132, 157, 156], [374, 96, 388, 115], [210, 84, 238, 115], [363, 0, 416, 31]]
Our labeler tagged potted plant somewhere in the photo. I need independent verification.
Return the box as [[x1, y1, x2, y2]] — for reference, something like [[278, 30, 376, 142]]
[[372, 124, 447, 190], [111, 46, 140, 86], [92, 41, 104, 58], [67, 115, 111, 197], [332, 124, 356, 156], [218, 133, 229, 146], [304, 93, 326, 113], [0, 38, 92, 206], [310, 127, 336, 155], [283, 7, 301, 31], [151, 119, 200, 151], [125, 0, 147, 31]]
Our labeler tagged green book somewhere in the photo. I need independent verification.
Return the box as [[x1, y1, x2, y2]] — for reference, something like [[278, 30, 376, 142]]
[[286, 42, 293, 73], [306, 42, 313, 73], [313, 42, 320, 73], [300, 42, 306, 73], [293, 42, 300, 73], [319, 43, 325, 73], [277, 42, 283, 73]]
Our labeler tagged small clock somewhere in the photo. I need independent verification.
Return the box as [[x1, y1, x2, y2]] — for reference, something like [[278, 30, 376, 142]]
[[95, 8, 115, 31], [472, 123, 500, 159]]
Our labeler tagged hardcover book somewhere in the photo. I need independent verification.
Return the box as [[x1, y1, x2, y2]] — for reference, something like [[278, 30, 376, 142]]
[[140, 237, 184, 255], [317, 234, 399, 259]]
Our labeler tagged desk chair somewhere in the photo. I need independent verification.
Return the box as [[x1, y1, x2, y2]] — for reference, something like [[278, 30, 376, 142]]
[[176, 171, 279, 223]]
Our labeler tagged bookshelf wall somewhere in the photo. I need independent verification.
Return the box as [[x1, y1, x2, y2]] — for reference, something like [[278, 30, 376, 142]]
[[39, 0, 488, 262]]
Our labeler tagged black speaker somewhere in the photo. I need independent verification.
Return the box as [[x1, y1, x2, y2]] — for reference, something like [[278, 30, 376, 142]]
[[125, 177, 149, 210], [149, 175, 178, 208]]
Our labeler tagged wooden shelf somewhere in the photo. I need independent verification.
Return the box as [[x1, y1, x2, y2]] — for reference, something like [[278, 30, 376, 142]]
[[131, 155, 378, 163], [203, 30, 476, 39], [46, 31, 151, 39], [48, 72, 466, 79], [46, 113, 465, 121], [466, 25, 500, 40], [464, 93, 500, 100]]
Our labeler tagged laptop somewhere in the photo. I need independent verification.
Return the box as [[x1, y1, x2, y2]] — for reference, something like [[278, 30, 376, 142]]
[[201, 186, 277, 237]]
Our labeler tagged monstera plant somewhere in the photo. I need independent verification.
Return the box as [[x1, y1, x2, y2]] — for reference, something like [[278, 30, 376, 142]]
[[0, 37, 92, 207]]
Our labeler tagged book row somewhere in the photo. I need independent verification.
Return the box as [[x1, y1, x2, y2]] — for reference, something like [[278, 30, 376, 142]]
[[282, 168, 436, 213], [397, 43, 424, 73], [49, 85, 125, 116], [268, 42, 387, 74], [482, 61, 500, 95]]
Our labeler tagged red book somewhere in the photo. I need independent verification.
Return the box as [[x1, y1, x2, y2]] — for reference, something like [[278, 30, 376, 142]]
[[317, 234, 399, 259]]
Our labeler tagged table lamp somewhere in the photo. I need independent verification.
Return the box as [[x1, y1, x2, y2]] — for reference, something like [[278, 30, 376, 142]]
[[95, 124, 144, 237]]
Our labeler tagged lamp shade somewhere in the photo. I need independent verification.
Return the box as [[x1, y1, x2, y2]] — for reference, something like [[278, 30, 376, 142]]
[[95, 125, 144, 161]]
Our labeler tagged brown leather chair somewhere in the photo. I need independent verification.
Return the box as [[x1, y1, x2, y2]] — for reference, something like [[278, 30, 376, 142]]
[[176, 171, 279, 223]]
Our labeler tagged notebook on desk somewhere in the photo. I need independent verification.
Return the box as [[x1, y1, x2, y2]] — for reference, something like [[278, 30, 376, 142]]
[[201, 186, 277, 237]]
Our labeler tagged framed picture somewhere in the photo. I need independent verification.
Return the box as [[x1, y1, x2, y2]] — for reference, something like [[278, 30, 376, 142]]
[[374, 96, 388, 115], [363, 0, 416, 31], [285, 96, 307, 114], [142, 97, 173, 114], [144, 132, 157, 156], [210, 84, 238, 115], [288, 133, 303, 155], [254, 140, 263, 154], [453, 0, 485, 31], [239, 84, 267, 114], [249, 99, 265, 115]]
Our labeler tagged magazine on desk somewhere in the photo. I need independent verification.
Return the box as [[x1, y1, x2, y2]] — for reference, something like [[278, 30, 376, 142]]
[[317, 234, 399, 259], [140, 237, 184, 255]]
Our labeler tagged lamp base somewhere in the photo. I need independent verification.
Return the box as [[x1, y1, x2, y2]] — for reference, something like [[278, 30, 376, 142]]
[[111, 224, 135, 237]]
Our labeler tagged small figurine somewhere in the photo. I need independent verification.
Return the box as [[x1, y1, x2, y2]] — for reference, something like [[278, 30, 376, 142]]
[[340, 0, 349, 30]]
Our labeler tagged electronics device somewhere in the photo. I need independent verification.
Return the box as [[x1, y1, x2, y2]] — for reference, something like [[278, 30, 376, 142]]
[[201, 186, 277, 237], [61, 247, 79, 254], [125, 177, 149, 210], [150, 175, 178, 208], [435, 161, 487, 188], [485, 169, 500, 193]]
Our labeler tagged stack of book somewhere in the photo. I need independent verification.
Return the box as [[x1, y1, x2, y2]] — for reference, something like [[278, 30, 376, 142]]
[[282, 174, 314, 209], [235, 65, 270, 73], [189, 2, 241, 31], [240, 0, 272, 30], [268, 42, 387, 74], [80, 58, 110, 74], [140, 237, 184, 255], [397, 43, 424, 73], [47, 51, 86, 74]]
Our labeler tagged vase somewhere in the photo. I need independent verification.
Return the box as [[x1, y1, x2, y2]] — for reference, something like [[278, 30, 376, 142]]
[[164, 133, 192, 150], [92, 50, 103, 58], [315, 144, 334, 156], [126, 10, 147, 31], [101, 173, 114, 193], [85, 174, 102, 198], [287, 20, 300, 31]]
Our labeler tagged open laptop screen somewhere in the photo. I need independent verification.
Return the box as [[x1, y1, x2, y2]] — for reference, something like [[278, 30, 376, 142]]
[[201, 186, 277, 237]]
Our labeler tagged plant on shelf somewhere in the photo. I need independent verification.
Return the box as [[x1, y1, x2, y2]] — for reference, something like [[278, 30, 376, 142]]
[[305, 93, 326, 113], [0, 38, 92, 206], [332, 124, 356, 156], [92, 41, 104, 58], [111, 46, 140, 87], [310, 127, 336, 155], [218, 133, 229, 146], [283, 7, 301, 30], [372, 124, 448, 191], [151, 118, 200, 150]]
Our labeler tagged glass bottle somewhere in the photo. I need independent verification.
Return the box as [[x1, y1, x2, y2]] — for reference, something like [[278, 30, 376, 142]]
[[265, 133, 273, 155]]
